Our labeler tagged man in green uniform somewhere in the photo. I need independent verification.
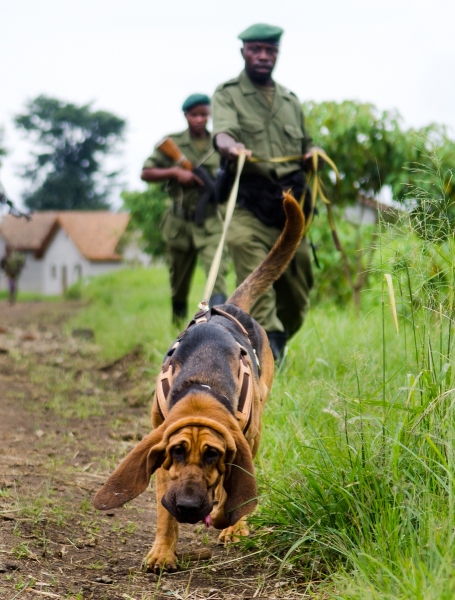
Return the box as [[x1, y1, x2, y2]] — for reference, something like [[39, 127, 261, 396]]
[[212, 23, 322, 360], [142, 94, 228, 325]]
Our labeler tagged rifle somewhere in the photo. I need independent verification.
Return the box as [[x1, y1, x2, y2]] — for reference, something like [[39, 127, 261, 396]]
[[157, 137, 193, 170], [157, 137, 216, 226]]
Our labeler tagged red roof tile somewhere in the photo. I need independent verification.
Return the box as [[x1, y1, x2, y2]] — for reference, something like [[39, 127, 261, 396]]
[[0, 211, 130, 261]]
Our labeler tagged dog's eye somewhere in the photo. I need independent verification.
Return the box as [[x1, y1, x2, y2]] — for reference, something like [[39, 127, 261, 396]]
[[172, 446, 186, 461], [204, 448, 220, 463]]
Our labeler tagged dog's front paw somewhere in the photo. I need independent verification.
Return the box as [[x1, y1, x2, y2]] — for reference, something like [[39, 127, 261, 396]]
[[218, 517, 249, 544], [145, 543, 178, 573]]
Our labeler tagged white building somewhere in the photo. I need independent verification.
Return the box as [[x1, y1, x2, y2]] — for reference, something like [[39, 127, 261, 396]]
[[344, 196, 400, 226], [0, 211, 130, 295]]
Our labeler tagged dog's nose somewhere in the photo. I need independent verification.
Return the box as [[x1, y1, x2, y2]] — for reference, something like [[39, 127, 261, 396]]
[[176, 497, 202, 514]]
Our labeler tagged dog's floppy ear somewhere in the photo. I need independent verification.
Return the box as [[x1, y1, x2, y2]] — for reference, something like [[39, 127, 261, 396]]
[[93, 423, 167, 510], [223, 428, 258, 526]]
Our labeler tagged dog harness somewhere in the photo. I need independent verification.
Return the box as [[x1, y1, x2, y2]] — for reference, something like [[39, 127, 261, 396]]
[[155, 307, 258, 434]]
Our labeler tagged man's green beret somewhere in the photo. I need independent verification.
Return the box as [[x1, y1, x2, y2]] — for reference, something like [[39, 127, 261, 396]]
[[238, 23, 284, 44], [182, 94, 210, 112]]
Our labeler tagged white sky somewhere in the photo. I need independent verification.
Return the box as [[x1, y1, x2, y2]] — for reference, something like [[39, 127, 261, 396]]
[[1, 0, 454, 209]]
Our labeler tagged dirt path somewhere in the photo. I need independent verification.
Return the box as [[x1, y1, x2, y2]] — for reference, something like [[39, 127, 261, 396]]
[[0, 301, 307, 600]]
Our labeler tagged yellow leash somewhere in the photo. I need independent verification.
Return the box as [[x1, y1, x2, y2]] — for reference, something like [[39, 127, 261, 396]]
[[251, 148, 342, 246], [198, 149, 341, 310], [304, 149, 342, 249], [199, 152, 247, 310]]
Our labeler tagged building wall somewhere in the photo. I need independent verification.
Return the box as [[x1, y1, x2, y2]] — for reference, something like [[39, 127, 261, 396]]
[[344, 203, 378, 225], [0, 234, 45, 294], [43, 228, 124, 295], [0, 228, 124, 295], [42, 228, 87, 295]]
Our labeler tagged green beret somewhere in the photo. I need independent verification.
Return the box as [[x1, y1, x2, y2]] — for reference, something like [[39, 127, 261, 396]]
[[182, 94, 210, 112], [238, 23, 284, 43]]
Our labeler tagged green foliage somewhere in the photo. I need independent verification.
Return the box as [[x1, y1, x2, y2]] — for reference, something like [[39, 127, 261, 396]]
[[303, 104, 455, 305], [246, 179, 455, 597], [121, 184, 169, 256], [394, 125, 455, 209], [304, 100, 455, 209], [304, 100, 406, 204], [15, 95, 125, 210], [68, 267, 177, 362], [309, 209, 378, 305], [68, 266, 236, 362]]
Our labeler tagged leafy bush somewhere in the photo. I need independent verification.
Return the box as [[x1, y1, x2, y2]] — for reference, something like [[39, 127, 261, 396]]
[[121, 184, 169, 256], [303, 100, 455, 208]]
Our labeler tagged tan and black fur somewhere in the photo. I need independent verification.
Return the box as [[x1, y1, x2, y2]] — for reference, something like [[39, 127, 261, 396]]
[[93, 193, 304, 571]]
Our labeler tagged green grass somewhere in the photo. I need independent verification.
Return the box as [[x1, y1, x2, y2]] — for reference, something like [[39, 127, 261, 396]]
[[67, 226, 455, 598], [68, 265, 236, 363], [68, 267, 176, 364], [0, 290, 61, 302]]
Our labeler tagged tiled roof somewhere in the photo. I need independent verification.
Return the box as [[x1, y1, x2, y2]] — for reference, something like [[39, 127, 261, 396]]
[[0, 212, 58, 256], [57, 212, 130, 261], [0, 211, 130, 261]]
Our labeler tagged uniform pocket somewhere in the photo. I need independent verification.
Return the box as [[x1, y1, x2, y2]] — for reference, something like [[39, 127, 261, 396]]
[[239, 119, 266, 154], [284, 124, 305, 156]]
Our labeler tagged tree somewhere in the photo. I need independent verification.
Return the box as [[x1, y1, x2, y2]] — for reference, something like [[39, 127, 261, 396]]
[[304, 100, 455, 205], [303, 101, 455, 307], [121, 185, 169, 257], [15, 96, 125, 210]]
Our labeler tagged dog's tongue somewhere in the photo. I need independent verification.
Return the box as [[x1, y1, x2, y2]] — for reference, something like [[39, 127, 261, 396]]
[[203, 514, 211, 528]]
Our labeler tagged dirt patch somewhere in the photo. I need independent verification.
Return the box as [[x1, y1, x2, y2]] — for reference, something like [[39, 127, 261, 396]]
[[0, 300, 313, 599]]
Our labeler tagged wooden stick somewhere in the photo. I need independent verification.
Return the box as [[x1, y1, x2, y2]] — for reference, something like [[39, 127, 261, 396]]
[[177, 548, 212, 562]]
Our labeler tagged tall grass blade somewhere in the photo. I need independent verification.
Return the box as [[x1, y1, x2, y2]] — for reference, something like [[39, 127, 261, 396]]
[[384, 273, 399, 334]]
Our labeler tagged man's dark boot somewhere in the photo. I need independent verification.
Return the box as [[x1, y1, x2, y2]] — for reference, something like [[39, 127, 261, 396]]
[[267, 331, 289, 364], [209, 293, 227, 308], [172, 300, 187, 327]]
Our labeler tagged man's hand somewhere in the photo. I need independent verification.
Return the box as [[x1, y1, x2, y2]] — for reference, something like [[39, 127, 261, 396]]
[[141, 167, 203, 186], [173, 168, 204, 187], [303, 147, 325, 172], [216, 133, 252, 161]]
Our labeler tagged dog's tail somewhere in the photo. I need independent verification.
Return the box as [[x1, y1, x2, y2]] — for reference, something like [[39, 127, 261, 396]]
[[227, 192, 305, 313]]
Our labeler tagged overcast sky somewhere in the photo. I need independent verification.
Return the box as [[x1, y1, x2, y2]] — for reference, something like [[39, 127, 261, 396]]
[[1, 0, 454, 209]]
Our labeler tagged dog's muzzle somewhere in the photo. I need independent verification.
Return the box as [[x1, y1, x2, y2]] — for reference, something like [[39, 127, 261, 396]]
[[161, 484, 213, 525]]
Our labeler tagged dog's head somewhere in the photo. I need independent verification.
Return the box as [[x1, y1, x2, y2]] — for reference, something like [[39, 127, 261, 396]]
[[93, 396, 257, 528]]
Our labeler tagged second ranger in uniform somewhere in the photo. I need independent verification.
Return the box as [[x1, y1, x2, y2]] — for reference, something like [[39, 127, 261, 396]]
[[142, 94, 228, 324]]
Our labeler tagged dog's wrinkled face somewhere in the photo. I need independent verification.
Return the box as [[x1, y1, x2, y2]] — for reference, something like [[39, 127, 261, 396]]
[[160, 426, 227, 524]]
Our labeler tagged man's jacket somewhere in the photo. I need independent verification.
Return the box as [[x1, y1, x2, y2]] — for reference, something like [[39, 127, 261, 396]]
[[143, 129, 219, 213], [212, 70, 312, 181]]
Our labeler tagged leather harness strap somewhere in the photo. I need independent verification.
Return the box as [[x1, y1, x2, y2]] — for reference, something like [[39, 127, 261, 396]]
[[154, 308, 256, 433]]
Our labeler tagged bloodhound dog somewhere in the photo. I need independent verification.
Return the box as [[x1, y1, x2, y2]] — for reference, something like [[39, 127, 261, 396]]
[[93, 193, 304, 572]]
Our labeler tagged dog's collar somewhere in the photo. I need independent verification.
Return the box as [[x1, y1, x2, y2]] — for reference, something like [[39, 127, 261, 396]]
[[155, 308, 255, 434]]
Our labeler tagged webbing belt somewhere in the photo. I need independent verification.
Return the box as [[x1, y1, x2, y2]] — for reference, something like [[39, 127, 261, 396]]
[[155, 307, 256, 434]]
